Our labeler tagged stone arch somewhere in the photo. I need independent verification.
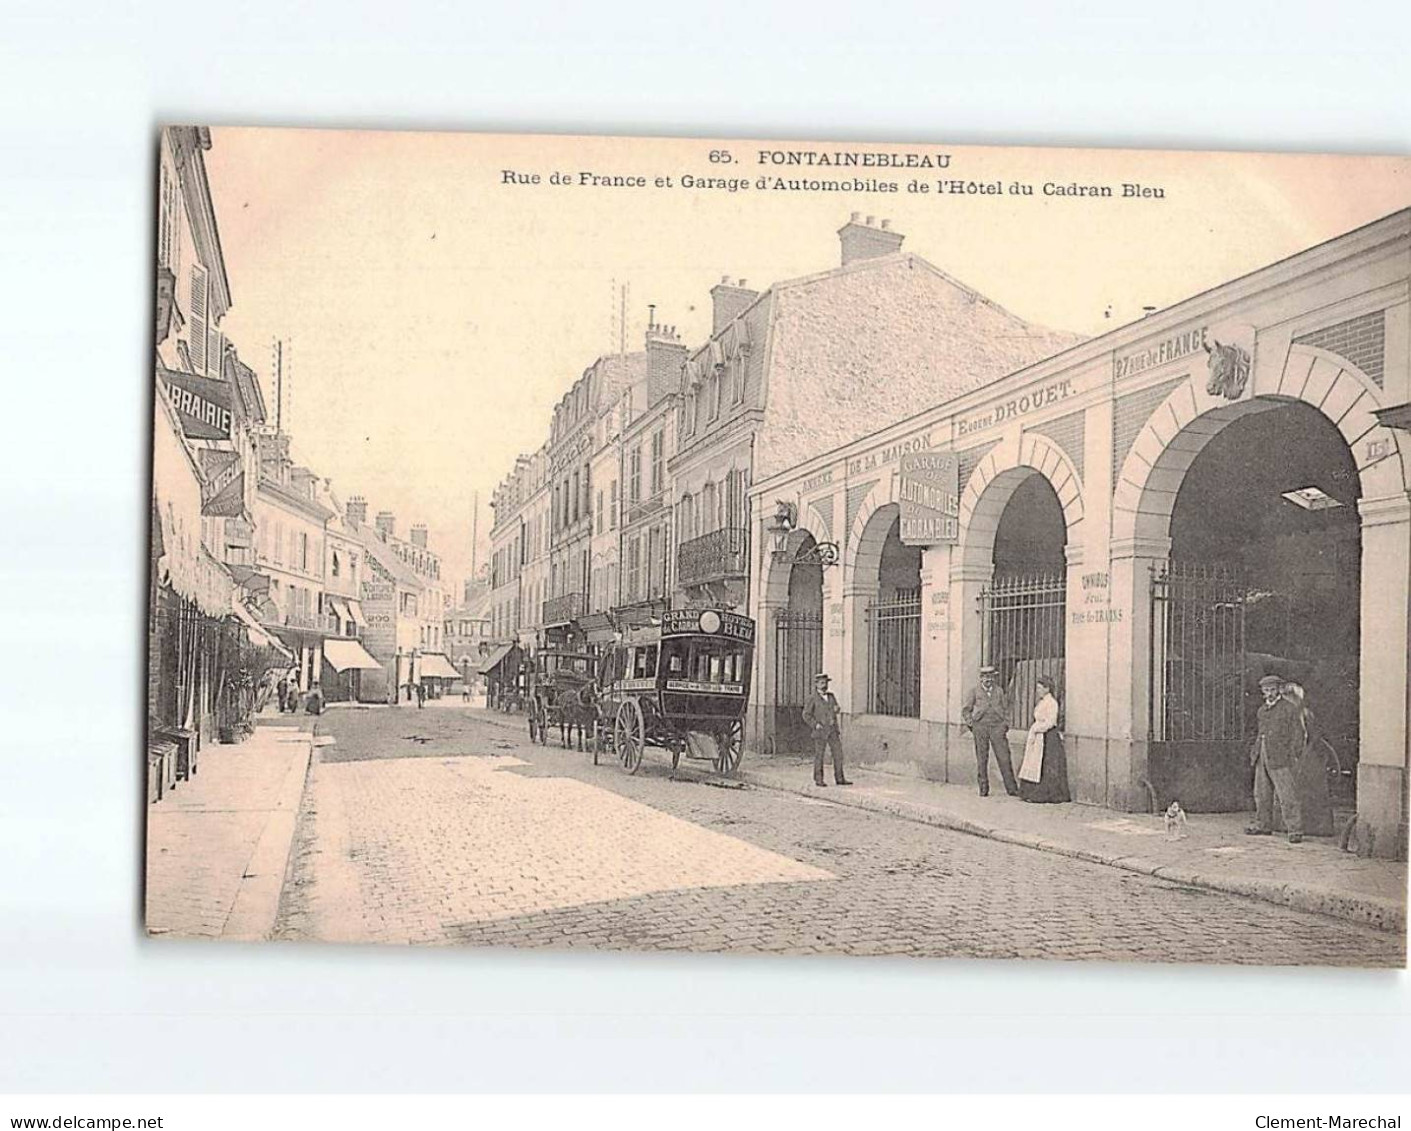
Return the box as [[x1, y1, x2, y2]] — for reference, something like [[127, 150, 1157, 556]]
[[1112, 344, 1408, 545], [760, 524, 828, 609], [846, 480, 901, 590], [957, 433, 1085, 570]]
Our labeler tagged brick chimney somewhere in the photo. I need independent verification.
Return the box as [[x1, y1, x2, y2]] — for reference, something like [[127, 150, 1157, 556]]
[[346, 495, 368, 528], [645, 315, 687, 406], [410, 524, 429, 548], [710, 276, 759, 334], [375, 511, 395, 540], [838, 214, 904, 266]]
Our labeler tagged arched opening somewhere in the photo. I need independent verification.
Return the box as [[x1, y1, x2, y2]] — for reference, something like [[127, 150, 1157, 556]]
[[1152, 399, 1361, 811], [772, 532, 825, 751], [977, 470, 1068, 727], [860, 504, 923, 717]]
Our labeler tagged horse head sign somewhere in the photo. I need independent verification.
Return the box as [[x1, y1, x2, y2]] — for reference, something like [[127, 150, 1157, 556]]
[[1203, 338, 1251, 400]]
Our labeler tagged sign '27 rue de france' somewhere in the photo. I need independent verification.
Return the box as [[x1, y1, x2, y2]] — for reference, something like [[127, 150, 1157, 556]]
[[898, 452, 959, 546]]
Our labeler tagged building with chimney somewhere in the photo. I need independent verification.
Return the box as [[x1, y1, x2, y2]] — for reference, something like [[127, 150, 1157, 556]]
[[746, 209, 1411, 866]]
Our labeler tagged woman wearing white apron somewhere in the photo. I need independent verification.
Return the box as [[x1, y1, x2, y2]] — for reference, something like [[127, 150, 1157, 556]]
[[1018, 673, 1071, 804]]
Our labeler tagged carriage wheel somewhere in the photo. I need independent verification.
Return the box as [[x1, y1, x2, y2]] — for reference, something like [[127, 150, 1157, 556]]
[[713, 719, 744, 776], [615, 700, 644, 775]]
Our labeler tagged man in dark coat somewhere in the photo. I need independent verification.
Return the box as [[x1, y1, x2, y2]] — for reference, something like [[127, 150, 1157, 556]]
[[961, 664, 1019, 797], [1247, 673, 1305, 842], [801, 672, 851, 787]]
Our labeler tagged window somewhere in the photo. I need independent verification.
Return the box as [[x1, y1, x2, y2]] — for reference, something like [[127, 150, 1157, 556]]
[[273, 521, 284, 565], [650, 431, 663, 496], [683, 393, 695, 436], [609, 481, 618, 529], [331, 550, 340, 578], [701, 481, 717, 534], [709, 370, 721, 420], [583, 462, 592, 517], [731, 354, 745, 404], [679, 494, 695, 542], [595, 489, 604, 534], [625, 536, 641, 603], [300, 531, 309, 572], [571, 471, 580, 523], [628, 447, 642, 504]]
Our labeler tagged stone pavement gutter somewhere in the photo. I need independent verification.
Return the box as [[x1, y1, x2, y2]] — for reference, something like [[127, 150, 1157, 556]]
[[145, 717, 316, 942], [464, 703, 1406, 937]]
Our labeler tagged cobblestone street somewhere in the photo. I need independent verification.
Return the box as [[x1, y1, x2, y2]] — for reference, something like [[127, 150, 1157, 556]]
[[275, 703, 1405, 965]]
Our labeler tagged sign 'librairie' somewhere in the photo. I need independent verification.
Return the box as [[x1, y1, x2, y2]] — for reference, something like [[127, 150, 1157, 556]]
[[898, 451, 960, 545]]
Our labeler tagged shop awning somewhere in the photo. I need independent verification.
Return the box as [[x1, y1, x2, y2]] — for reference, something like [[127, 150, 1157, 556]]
[[322, 638, 384, 673], [344, 599, 368, 628], [478, 642, 516, 676], [230, 596, 293, 660], [419, 653, 461, 680], [326, 596, 352, 625]]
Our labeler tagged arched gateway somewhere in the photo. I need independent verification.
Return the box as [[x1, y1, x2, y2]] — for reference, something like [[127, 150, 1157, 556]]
[[1110, 345, 1410, 851]]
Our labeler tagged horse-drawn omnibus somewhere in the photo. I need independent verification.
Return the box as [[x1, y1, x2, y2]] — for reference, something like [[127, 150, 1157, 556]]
[[593, 607, 755, 776], [526, 649, 597, 749]]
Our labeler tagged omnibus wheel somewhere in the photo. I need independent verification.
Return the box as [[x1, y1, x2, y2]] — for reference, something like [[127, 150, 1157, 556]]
[[713, 719, 744, 776], [615, 699, 644, 775]]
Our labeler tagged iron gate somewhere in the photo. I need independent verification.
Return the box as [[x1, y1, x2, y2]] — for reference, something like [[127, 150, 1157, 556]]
[[979, 572, 1065, 728], [1149, 562, 1247, 742], [866, 588, 921, 718], [774, 609, 823, 708]]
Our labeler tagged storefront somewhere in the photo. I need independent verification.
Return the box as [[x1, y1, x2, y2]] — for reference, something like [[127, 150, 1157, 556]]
[[749, 209, 1409, 859]]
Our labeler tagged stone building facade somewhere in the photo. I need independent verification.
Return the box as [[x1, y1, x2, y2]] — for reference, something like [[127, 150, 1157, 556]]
[[748, 209, 1410, 860]]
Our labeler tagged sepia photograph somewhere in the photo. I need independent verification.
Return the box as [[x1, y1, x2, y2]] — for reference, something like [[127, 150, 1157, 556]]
[[145, 126, 1409, 967]]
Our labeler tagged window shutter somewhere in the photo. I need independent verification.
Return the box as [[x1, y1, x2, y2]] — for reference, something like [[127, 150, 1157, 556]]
[[188, 265, 208, 372]]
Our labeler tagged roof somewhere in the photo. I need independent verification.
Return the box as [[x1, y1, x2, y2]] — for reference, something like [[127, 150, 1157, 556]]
[[750, 251, 1084, 479], [357, 528, 424, 589]]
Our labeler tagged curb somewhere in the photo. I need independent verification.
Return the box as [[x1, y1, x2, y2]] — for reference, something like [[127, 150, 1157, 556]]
[[221, 726, 317, 942], [736, 767, 1406, 936]]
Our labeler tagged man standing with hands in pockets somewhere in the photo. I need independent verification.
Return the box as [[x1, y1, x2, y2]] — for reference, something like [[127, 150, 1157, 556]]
[[802, 672, 851, 788], [962, 664, 1019, 797]]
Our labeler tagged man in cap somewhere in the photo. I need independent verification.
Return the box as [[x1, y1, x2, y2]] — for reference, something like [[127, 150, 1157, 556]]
[[961, 664, 1019, 797], [1247, 673, 1304, 843], [801, 672, 851, 787]]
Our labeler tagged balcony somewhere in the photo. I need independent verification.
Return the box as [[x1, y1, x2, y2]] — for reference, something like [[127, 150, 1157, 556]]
[[542, 591, 584, 626], [282, 610, 340, 635], [676, 527, 748, 588]]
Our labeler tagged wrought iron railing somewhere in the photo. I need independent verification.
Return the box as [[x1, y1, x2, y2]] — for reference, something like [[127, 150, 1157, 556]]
[[979, 572, 1066, 728], [866, 589, 922, 718], [677, 527, 748, 587], [1150, 562, 1247, 742], [542, 591, 584, 625]]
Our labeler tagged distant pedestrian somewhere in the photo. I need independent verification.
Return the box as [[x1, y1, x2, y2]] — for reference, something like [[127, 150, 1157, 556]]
[[304, 682, 324, 715], [1018, 674, 1071, 804], [801, 672, 851, 787], [415, 681, 426, 709], [1247, 673, 1305, 842], [961, 664, 1018, 797], [276, 675, 288, 713], [1283, 681, 1334, 837]]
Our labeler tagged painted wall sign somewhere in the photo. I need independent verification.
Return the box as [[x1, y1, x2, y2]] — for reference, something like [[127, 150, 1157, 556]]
[[1113, 325, 1209, 381], [898, 451, 960, 545], [846, 430, 933, 476], [956, 378, 1077, 437], [160, 366, 233, 440], [801, 468, 834, 494]]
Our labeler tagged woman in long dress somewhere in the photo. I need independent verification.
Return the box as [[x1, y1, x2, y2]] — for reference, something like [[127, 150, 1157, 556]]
[[1019, 673, 1071, 803]]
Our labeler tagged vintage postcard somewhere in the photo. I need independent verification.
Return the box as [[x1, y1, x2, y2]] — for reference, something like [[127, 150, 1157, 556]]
[[146, 127, 1409, 964]]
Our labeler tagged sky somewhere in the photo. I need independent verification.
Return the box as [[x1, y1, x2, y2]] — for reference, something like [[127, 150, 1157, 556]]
[[201, 129, 1409, 595]]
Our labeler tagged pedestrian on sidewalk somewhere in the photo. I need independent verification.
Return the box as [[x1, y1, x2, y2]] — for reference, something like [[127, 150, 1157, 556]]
[[802, 672, 851, 787], [961, 664, 1019, 797], [416, 680, 426, 709], [276, 674, 289, 713], [1247, 673, 1305, 843], [1018, 674, 1071, 803]]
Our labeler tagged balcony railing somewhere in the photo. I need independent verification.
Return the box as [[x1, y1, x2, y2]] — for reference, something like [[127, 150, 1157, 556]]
[[283, 610, 340, 634], [676, 527, 748, 588], [542, 591, 584, 626]]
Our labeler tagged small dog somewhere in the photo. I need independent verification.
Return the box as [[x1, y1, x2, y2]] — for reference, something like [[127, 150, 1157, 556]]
[[1163, 801, 1189, 840]]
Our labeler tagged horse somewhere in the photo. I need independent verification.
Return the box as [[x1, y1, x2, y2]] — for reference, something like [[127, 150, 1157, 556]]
[[557, 680, 600, 752]]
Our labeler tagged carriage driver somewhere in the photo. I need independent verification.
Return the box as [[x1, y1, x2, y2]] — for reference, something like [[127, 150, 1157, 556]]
[[802, 673, 852, 788]]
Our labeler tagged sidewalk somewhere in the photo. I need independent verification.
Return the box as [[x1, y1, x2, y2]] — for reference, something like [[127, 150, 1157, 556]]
[[739, 757, 1407, 935], [465, 704, 1405, 935], [145, 718, 315, 941]]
